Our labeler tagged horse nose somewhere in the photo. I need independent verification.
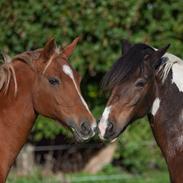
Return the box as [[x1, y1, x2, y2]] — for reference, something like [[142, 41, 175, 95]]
[[104, 121, 114, 138], [80, 121, 92, 137]]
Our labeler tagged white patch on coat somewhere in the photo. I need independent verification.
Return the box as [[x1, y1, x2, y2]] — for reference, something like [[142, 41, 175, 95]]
[[179, 110, 183, 122], [177, 135, 183, 148], [171, 63, 183, 92], [167, 145, 176, 158], [98, 106, 111, 139], [167, 134, 183, 158], [62, 65, 95, 121], [151, 98, 160, 116], [170, 112, 183, 157], [166, 122, 183, 158]]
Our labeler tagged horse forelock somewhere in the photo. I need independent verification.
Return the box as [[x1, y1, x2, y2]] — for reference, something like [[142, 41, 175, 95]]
[[42, 54, 55, 74], [101, 43, 154, 90], [42, 49, 69, 74]]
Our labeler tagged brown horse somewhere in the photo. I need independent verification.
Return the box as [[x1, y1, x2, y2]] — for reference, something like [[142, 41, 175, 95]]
[[0, 37, 96, 182], [98, 40, 183, 183]]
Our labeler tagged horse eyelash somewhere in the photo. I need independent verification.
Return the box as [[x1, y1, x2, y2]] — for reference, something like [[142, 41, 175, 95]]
[[48, 77, 60, 85], [135, 79, 146, 87]]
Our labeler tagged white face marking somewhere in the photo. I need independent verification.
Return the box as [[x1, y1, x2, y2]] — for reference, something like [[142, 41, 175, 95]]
[[63, 64, 89, 109], [171, 63, 183, 92], [98, 106, 111, 139], [63, 64, 74, 79], [151, 98, 160, 116], [62, 64, 95, 123]]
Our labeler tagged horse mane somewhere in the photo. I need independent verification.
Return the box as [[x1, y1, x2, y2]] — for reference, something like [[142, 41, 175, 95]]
[[13, 49, 42, 65], [101, 43, 154, 90], [0, 54, 16, 95], [0, 49, 42, 96], [158, 52, 182, 83]]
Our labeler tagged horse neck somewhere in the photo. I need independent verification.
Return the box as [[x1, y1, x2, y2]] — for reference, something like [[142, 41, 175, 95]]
[[148, 62, 183, 182], [0, 60, 37, 180]]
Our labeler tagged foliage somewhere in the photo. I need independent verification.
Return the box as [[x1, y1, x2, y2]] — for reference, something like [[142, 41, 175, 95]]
[[0, 0, 183, 172], [115, 118, 167, 172], [32, 116, 72, 141]]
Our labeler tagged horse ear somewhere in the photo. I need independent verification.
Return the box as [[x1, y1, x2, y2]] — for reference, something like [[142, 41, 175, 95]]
[[41, 38, 56, 60], [151, 44, 170, 68], [121, 39, 133, 55], [62, 37, 80, 58]]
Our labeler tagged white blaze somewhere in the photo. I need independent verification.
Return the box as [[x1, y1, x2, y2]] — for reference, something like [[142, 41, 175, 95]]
[[172, 63, 183, 92], [151, 98, 160, 116], [98, 106, 111, 138], [62, 65, 93, 117]]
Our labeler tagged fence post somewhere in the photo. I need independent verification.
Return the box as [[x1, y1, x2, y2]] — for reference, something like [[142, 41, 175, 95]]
[[16, 144, 35, 175]]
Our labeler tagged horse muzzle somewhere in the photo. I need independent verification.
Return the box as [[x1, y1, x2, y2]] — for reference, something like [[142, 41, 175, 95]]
[[69, 120, 97, 142]]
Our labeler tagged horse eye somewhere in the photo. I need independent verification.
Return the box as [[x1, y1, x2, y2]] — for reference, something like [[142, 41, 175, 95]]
[[48, 77, 60, 85], [135, 79, 146, 88]]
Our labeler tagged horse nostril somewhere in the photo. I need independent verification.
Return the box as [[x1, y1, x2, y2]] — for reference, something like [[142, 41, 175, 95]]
[[80, 121, 92, 136], [105, 121, 114, 138], [107, 121, 113, 132]]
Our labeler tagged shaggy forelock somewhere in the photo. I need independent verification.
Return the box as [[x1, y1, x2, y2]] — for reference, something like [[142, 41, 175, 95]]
[[101, 43, 154, 90]]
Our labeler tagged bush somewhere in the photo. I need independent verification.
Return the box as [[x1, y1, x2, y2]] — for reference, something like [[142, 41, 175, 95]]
[[115, 118, 167, 172]]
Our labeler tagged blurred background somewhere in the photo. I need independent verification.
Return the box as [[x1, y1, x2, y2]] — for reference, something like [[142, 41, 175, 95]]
[[0, 0, 183, 182]]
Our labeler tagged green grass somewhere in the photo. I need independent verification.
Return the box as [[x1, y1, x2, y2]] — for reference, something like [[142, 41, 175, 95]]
[[7, 166, 169, 183]]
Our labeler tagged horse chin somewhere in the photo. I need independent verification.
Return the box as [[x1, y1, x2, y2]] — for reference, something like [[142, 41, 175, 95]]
[[101, 124, 129, 142], [58, 119, 92, 142], [99, 131, 118, 143], [106, 134, 120, 143], [71, 128, 90, 142]]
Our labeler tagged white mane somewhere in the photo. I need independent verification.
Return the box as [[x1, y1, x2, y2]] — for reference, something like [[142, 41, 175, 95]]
[[158, 52, 183, 83]]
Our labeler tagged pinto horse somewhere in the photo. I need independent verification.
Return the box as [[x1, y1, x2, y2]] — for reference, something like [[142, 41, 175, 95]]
[[0, 37, 96, 182], [98, 40, 183, 183]]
